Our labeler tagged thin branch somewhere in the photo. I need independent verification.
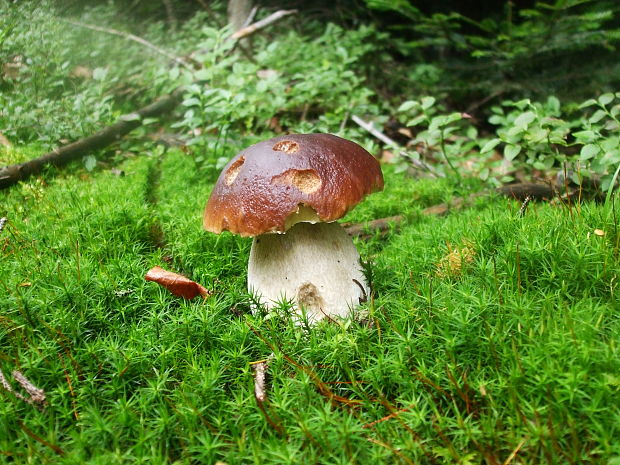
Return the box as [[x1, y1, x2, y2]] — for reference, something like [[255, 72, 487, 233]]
[[351, 115, 398, 147], [345, 215, 403, 237], [252, 354, 273, 403], [242, 6, 259, 28], [231, 9, 297, 39], [162, 0, 177, 31], [344, 183, 558, 238], [0, 88, 185, 189], [0, 369, 47, 410], [60, 19, 194, 70], [13, 371, 47, 408], [351, 115, 442, 177]]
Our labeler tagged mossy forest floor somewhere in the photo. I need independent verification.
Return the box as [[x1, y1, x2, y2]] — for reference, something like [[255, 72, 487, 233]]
[[1, 150, 619, 464]]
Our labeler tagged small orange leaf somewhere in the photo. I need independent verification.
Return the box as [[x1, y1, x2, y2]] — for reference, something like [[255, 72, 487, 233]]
[[145, 266, 211, 299]]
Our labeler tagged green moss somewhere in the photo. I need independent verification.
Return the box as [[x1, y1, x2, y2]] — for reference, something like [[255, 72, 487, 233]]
[[0, 148, 618, 464]]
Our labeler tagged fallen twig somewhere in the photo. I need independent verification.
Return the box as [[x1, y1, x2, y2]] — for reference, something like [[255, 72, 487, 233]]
[[345, 183, 560, 238], [351, 115, 442, 178], [0, 369, 47, 410], [344, 215, 403, 237], [61, 19, 195, 70], [252, 354, 273, 403], [231, 9, 297, 39], [0, 87, 185, 189], [13, 371, 47, 408]]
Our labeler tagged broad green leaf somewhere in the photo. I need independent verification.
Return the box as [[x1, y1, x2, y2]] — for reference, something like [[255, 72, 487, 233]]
[[514, 111, 536, 128], [488, 115, 503, 125], [598, 93, 615, 106], [421, 96, 436, 110], [407, 114, 426, 127], [398, 100, 418, 113], [507, 125, 524, 137], [572, 130, 597, 143], [602, 136, 620, 151], [83, 155, 97, 171], [580, 144, 599, 160], [504, 144, 521, 160], [444, 112, 462, 125], [478, 167, 490, 181], [546, 96, 560, 113], [513, 99, 531, 110], [579, 99, 598, 109], [480, 138, 501, 154], [589, 109, 607, 124], [182, 97, 201, 107]]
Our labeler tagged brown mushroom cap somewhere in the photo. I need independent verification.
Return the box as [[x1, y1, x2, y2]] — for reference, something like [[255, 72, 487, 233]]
[[203, 133, 384, 236]]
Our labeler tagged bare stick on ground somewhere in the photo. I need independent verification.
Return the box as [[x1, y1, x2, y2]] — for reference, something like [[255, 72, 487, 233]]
[[0, 369, 47, 410], [252, 356, 273, 403], [231, 9, 297, 39], [345, 183, 558, 237], [0, 87, 185, 189]]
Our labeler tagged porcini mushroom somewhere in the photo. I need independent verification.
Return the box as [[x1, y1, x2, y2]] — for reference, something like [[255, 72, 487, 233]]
[[204, 133, 383, 323]]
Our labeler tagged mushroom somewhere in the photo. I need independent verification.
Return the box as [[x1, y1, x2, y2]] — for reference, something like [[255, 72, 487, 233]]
[[204, 133, 383, 323]]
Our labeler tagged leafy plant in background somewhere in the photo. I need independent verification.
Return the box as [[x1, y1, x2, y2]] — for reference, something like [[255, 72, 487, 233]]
[[177, 24, 383, 172], [397, 93, 620, 194], [365, 0, 620, 104], [486, 93, 620, 193]]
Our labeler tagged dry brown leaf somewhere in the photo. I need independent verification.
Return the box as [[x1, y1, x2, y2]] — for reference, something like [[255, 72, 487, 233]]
[[145, 266, 211, 299], [380, 149, 395, 163], [397, 127, 413, 139], [69, 65, 93, 79], [0, 133, 12, 147]]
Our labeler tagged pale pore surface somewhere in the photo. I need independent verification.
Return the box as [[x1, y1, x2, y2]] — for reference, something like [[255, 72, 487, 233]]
[[247, 222, 368, 323]]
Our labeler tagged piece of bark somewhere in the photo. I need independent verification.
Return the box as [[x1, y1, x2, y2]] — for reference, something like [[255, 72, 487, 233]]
[[145, 266, 211, 299]]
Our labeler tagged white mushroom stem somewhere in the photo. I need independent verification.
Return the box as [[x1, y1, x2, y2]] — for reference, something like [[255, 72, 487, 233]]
[[247, 221, 368, 323]]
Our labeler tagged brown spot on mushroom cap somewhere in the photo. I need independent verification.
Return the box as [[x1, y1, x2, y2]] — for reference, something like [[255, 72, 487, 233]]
[[225, 157, 245, 185], [203, 133, 384, 236], [272, 169, 322, 194], [273, 140, 299, 154]]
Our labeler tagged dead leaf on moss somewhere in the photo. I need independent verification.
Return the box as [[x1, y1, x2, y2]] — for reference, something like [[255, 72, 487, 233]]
[[0, 133, 11, 147], [145, 266, 211, 299]]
